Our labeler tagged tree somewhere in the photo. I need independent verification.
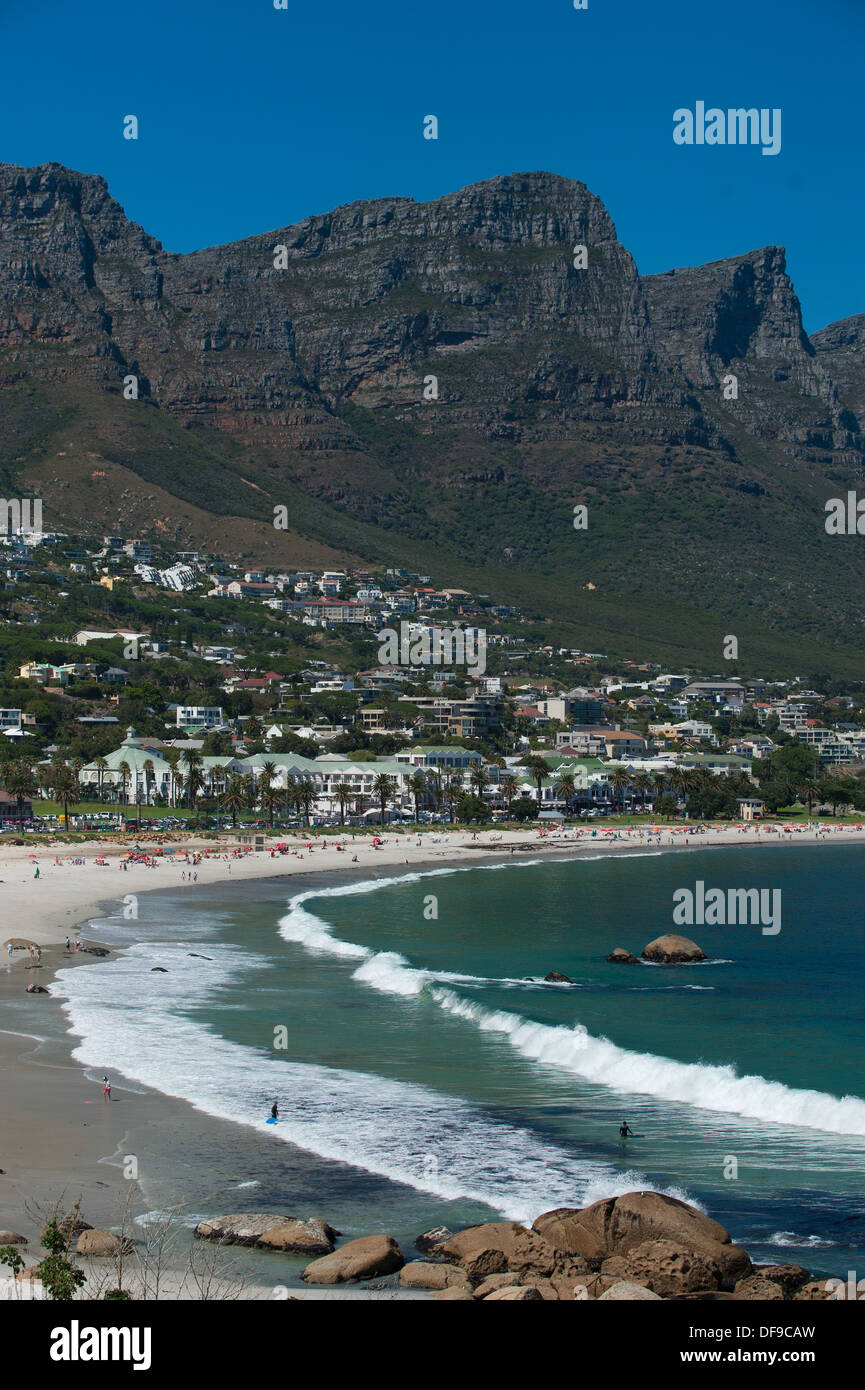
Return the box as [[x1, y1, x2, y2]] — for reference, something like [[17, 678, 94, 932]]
[[179, 748, 204, 812], [372, 773, 395, 826], [52, 766, 79, 829], [93, 755, 109, 801], [37, 1216, 87, 1301], [220, 774, 247, 829], [521, 755, 550, 815], [333, 780, 353, 826], [501, 774, 518, 819], [633, 772, 653, 813], [117, 759, 131, 807], [608, 766, 632, 812], [295, 778, 315, 827], [556, 772, 576, 816], [3, 761, 37, 833], [408, 772, 427, 824]]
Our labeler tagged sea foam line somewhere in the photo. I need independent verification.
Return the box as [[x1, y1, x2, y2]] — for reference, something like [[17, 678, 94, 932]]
[[278, 871, 865, 1139]]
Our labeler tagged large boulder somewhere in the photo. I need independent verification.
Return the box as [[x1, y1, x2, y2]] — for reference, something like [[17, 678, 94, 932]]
[[194, 1214, 290, 1246], [76, 1229, 134, 1257], [430, 1286, 475, 1300], [606, 948, 640, 964], [533, 1192, 750, 1282], [601, 1239, 722, 1297], [0, 1232, 27, 1245], [302, 1235, 404, 1284], [599, 1280, 663, 1301], [256, 1219, 337, 1256], [642, 935, 706, 964], [399, 1261, 470, 1291], [544, 971, 573, 983], [438, 1221, 557, 1279]]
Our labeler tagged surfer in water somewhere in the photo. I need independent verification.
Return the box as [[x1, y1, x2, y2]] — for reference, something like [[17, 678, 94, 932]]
[[271, 1100, 279, 1121], [619, 1120, 635, 1139]]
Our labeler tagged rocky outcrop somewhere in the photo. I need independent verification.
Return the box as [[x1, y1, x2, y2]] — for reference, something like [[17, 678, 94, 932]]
[[755, 1264, 810, 1296], [483, 1285, 544, 1301], [601, 1239, 723, 1296], [302, 1235, 404, 1285], [641, 934, 706, 964], [0, 1232, 27, 1245], [606, 947, 639, 964], [733, 1274, 785, 1300], [544, 971, 573, 983], [532, 1192, 750, 1284]]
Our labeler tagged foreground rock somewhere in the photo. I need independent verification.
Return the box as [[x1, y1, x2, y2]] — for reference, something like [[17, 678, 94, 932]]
[[303, 1235, 404, 1284], [76, 1229, 135, 1257], [756, 1264, 810, 1296], [533, 1192, 750, 1285], [399, 1261, 470, 1291], [599, 1280, 663, 1301], [606, 947, 639, 964], [641, 934, 706, 964], [436, 1220, 589, 1296], [484, 1285, 543, 1300], [0, 1232, 27, 1245]]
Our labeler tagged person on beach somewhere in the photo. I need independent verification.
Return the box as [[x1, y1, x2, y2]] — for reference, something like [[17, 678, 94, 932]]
[[65, 936, 70, 951], [619, 1120, 635, 1139], [102, 1077, 111, 1100]]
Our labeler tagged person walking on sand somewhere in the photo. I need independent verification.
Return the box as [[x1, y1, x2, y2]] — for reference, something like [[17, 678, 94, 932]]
[[65, 936, 70, 951], [102, 1076, 111, 1100], [34, 866, 39, 879]]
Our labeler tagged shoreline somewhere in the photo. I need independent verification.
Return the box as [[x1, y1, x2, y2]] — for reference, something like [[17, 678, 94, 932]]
[[2, 825, 862, 1299]]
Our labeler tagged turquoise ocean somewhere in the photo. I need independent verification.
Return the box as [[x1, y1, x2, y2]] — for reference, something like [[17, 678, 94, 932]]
[[53, 845, 865, 1283]]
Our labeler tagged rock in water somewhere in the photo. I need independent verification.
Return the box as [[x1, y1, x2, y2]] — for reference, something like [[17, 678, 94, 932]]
[[544, 971, 573, 983], [641, 934, 706, 964], [606, 947, 639, 964]]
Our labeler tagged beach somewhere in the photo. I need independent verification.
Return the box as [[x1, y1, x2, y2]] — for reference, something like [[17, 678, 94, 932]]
[[2, 821, 863, 1300]]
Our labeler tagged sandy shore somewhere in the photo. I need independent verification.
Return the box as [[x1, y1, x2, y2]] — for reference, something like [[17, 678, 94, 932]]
[[1, 819, 861, 1299]]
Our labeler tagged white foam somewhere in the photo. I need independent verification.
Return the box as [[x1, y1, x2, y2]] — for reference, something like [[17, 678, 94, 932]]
[[51, 942, 678, 1224]]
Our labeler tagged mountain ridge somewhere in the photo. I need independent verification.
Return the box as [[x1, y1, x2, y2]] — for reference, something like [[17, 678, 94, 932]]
[[1, 161, 864, 675]]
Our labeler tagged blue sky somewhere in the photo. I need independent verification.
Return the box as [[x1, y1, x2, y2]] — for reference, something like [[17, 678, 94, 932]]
[[1, 0, 862, 331]]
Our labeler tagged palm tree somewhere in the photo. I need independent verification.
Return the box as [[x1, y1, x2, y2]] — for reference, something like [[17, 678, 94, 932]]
[[797, 777, 819, 815], [522, 755, 550, 816], [408, 772, 427, 824], [179, 748, 204, 812], [117, 759, 132, 807], [424, 769, 443, 813], [163, 748, 181, 807], [469, 766, 489, 807], [608, 766, 631, 813], [668, 767, 690, 813], [93, 755, 109, 802], [633, 772, 653, 814], [220, 774, 248, 829], [52, 765, 79, 830], [295, 778, 315, 827], [260, 784, 283, 829], [444, 775, 461, 823], [333, 780, 353, 827], [556, 772, 576, 817], [372, 773, 395, 827], [501, 774, 518, 820], [3, 761, 37, 833]]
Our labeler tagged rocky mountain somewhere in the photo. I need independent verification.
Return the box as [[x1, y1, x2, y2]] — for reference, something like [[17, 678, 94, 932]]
[[1, 161, 863, 673]]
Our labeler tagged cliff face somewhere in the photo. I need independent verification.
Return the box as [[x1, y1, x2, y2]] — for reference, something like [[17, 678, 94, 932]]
[[0, 162, 863, 667]]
